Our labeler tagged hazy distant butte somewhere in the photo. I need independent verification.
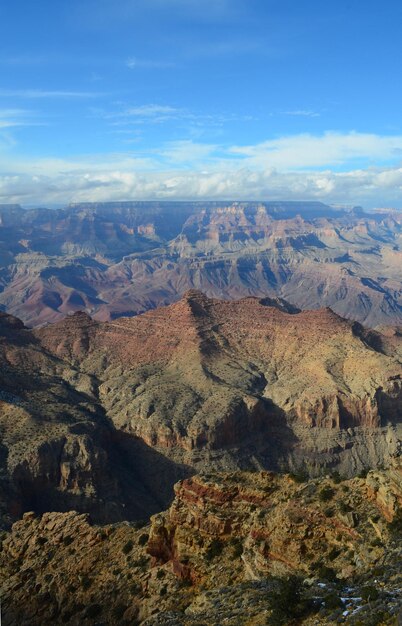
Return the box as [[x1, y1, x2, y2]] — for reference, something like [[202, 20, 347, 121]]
[[0, 200, 401, 327]]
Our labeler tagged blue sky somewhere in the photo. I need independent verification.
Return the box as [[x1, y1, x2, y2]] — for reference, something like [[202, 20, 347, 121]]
[[1, 0, 402, 206]]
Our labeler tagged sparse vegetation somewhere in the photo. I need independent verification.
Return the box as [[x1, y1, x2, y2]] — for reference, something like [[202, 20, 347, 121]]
[[319, 486, 335, 502], [339, 501, 353, 513], [323, 592, 344, 610], [122, 539, 134, 554], [205, 538, 224, 561], [138, 533, 149, 546], [268, 576, 316, 625], [80, 574, 92, 590], [231, 538, 243, 558], [330, 471, 344, 484], [289, 471, 308, 484], [317, 565, 337, 582]]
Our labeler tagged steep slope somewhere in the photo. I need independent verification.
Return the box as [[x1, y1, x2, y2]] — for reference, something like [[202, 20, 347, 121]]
[[36, 291, 402, 476], [0, 202, 401, 327], [0, 311, 188, 526]]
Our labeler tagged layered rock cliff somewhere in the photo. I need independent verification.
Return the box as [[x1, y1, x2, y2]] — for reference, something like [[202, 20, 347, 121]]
[[0, 201, 401, 327]]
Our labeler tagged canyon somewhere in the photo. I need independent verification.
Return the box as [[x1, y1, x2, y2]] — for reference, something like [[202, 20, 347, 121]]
[[0, 201, 401, 328], [0, 288, 400, 624], [0, 291, 400, 530]]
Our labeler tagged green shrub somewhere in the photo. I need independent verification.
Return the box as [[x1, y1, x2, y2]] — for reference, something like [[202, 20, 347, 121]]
[[331, 471, 344, 484], [231, 538, 243, 558], [387, 510, 402, 535], [62, 535, 74, 547], [268, 576, 316, 625], [84, 604, 102, 619], [133, 519, 147, 530], [319, 486, 335, 502], [80, 575, 92, 590], [361, 585, 380, 602], [327, 547, 341, 560], [205, 539, 224, 561], [132, 555, 148, 568], [37, 536, 48, 545], [138, 533, 149, 546], [339, 501, 353, 514], [130, 582, 142, 595], [112, 604, 127, 620], [323, 592, 344, 610], [317, 565, 337, 582], [370, 537, 382, 547], [122, 539, 134, 554], [289, 471, 308, 484]]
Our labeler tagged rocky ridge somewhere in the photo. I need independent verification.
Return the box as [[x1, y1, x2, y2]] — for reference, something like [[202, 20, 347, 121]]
[[35, 290, 402, 474]]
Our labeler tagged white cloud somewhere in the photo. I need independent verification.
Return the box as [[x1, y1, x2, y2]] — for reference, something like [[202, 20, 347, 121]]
[[1, 132, 402, 207], [1, 160, 402, 207]]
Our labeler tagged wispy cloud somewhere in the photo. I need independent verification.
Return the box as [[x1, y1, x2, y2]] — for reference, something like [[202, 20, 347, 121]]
[[282, 110, 320, 118], [185, 39, 265, 59], [124, 104, 180, 117], [126, 57, 175, 69], [159, 140, 218, 164], [0, 89, 104, 99], [104, 102, 256, 132], [229, 132, 402, 169], [0, 55, 47, 66], [0, 108, 41, 129]]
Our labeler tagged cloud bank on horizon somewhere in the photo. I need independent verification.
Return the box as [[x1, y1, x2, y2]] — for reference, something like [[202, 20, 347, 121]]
[[0, 0, 401, 207]]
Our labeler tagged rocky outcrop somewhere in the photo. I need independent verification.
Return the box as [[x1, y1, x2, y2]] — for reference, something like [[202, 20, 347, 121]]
[[1, 466, 401, 625], [366, 457, 402, 522], [147, 469, 398, 582]]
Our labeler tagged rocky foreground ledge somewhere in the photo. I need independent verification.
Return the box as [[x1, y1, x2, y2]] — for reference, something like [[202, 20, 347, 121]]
[[0, 460, 400, 625]]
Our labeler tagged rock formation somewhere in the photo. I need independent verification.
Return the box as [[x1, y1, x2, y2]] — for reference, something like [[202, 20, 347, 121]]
[[0, 462, 400, 625], [0, 201, 401, 327]]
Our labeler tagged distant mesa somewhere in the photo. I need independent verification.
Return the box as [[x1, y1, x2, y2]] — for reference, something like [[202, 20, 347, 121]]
[[0, 200, 400, 329]]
